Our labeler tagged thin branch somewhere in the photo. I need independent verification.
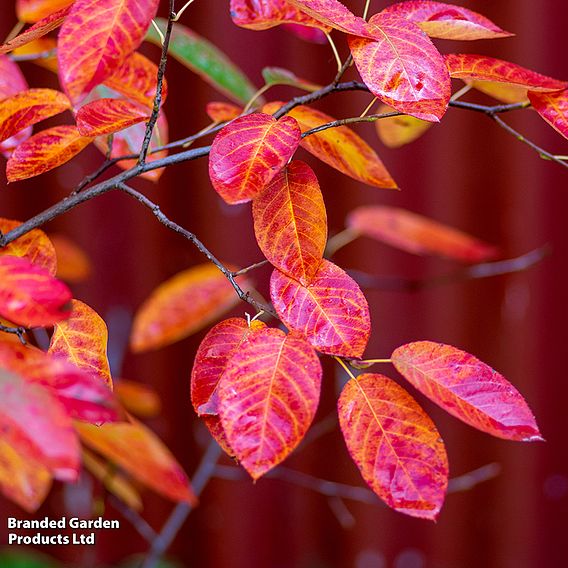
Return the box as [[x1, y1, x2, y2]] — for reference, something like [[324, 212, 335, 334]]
[[301, 110, 400, 138], [109, 496, 157, 543], [231, 259, 269, 277], [10, 48, 57, 62], [0, 324, 27, 345]]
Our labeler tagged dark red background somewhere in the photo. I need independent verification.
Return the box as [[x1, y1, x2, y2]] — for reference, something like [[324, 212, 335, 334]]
[[1, 1, 567, 567]]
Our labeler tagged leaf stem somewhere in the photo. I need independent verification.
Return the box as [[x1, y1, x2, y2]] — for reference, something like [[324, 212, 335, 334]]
[[325, 228, 359, 256], [325, 32, 343, 75], [173, 0, 196, 21], [334, 357, 356, 380]]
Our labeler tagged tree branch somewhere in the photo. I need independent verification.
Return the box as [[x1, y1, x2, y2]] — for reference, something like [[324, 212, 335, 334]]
[[0, 323, 27, 344]]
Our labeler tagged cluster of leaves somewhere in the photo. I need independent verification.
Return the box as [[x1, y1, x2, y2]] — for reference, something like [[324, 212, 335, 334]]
[[1, 0, 566, 526]]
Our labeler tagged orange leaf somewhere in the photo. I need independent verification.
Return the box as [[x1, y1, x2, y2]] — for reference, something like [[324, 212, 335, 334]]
[[57, 0, 160, 103], [270, 259, 370, 358], [76, 419, 196, 504], [12, 38, 59, 73], [391, 341, 542, 441], [381, 1, 513, 41], [528, 89, 568, 140], [375, 104, 433, 148], [263, 102, 397, 189], [205, 101, 242, 123], [6, 125, 93, 182], [0, 5, 72, 54], [218, 327, 322, 479], [114, 379, 161, 419], [48, 299, 112, 390], [17, 0, 74, 22], [349, 13, 451, 122], [445, 54, 567, 92], [338, 373, 448, 520], [252, 160, 327, 285], [0, 368, 80, 481], [209, 112, 301, 204], [191, 317, 266, 455], [131, 263, 246, 353], [346, 206, 498, 262], [76, 98, 150, 137], [0, 88, 71, 144], [463, 81, 529, 104], [0, 437, 52, 513], [0, 218, 57, 276], [103, 51, 168, 109], [0, 256, 71, 327], [50, 233, 92, 282]]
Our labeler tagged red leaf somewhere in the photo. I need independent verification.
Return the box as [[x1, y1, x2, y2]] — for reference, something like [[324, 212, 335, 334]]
[[391, 341, 542, 441], [346, 206, 498, 262], [218, 328, 322, 479], [0, 88, 71, 144], [205, 101, 242, 123], [103, 51, 168, 109], [270, 259, 370, 358], [381, 1, 513, 41], [528, 89, 568, 140], [0, 341, 119, 424], [0, 218, 57, 276], [6, 125, 93, 182], [0, 368, 80, 481], [349, 13, 451, 122], [445, 54, 567, 92], [283, 23, 327, 43], [76, 419, 196, 504], [191, 317, 266, 454], [209, 112, 301, 204], [338, 373, 448, 520], [253, 161, 326, 285], [263, 102, 397, 189], [0, 256, 72, 327], [57, 0, 160, 103], [48, 299, 113, 390], [16, 0, 74, 22], [76, 98, 150, 137], [0, 5, 72, 54]]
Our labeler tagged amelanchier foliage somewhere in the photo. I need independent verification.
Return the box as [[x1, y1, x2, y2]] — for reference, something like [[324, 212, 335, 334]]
[[0, 0, 565, 534]]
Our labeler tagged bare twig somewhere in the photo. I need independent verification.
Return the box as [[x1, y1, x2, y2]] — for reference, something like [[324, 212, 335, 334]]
[[0, 323, 27, 345], [109, 496, 157, 543], [231, 259, 269, 277]]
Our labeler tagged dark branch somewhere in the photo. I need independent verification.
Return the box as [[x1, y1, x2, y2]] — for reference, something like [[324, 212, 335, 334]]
[[0, 324, 27, 344]]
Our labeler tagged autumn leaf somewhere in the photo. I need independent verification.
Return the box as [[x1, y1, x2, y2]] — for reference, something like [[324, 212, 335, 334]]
[[528, 89, 568, 140], [48, 299, 113, 390], [205, 101, 242, 123], [270, 259, 370, 358], [375, 104, 433, 148], [349, 13, 451, 122], [114, 379, 161, 419], [381, 1, 513, 41], [263, 102, 397, 189], [191, 317, 266, 454], [262, 67, 322, 92], [58, 0, 159, 103], [0, 368, 80, 481], [338, 373, 448, 520], [0, 218, 57, 276], [282, 23, 327, 44], [76, 419, 196, 504], [464, 81, 529, 104], [131, 263, 246, 353], [50, 233, 92, 282], [16, 0, 74, 22], [0, 256, 72, 327], [391, 341, 542, 441], [12, 38, 58, 73], [346, 206, 498, 262], [0, 89, 71, 144], [76, 98, 150, 137], [209, 112, 301, 204], [252, 160, 327, 285], [6, 125, 93, 182], [218, 328, 322, 479]]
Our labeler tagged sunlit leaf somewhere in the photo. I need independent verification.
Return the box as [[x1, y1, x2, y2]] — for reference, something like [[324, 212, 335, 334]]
[[263, 102, 397, 189], [349, 13, 451, 122], [209, 112, 301, 204], [218, 327, 322, 479], [270, 259, 370, 357], [205, 101, 242, 123], [48, 299, 113, 390], [0, 218, 57, 276], [375, 104, 433, 148], [391, 341, 543, 441], [346, 206, 498, 262], [0, 256, 72, 327], [12, 38, 58, 73], [463, 80, 529, 104], [262, 67, 321, 92], [114, 379, 161, 419], [146, 18, 258, 104], [0, 368, 80, 481], [0, 89, 71, 144], [381, 1, 513, 40], [76, 98, 150, 137], [16, 0, 74, 23], [131, 263, 246, 353], [6, 125, 93, 182], [445, 54, 567, 92], [528, 89, 568, 140], [76, 419, 196, 504], [0, 5, 71, 54], [252, 160, 327, 284], [58, 0, 159, 103], [50, 233, 92, 283], [338, 372, 448, 520]]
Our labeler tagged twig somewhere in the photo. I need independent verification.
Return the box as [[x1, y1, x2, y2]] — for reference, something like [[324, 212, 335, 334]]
[[0, 323, 27, 345], [109, 496, 157, 543], [231, 259, 269, 277], [10, 48, 57, 62], [301, 110, 401, 138]]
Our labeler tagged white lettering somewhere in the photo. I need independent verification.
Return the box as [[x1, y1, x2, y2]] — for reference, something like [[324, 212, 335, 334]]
[[7, 518, 16, 529]]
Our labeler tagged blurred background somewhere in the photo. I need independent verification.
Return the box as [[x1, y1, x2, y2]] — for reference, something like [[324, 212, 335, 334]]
[[0, 1, 567, 567]]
